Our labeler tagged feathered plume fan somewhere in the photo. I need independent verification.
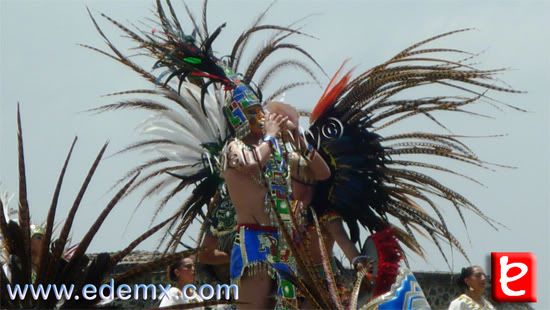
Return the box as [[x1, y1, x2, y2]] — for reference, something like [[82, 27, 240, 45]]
[[0, 105, 195, 308], [307, 29, 522, 268]]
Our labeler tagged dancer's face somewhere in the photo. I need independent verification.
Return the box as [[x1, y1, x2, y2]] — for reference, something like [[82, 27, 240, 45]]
[[246, 105, 265, 137], [465, 266, 487, 292]]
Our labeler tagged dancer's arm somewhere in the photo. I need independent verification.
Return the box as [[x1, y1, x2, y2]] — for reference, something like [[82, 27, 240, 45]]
[[197, 233, 230, 265], [294, 132, 331, 181], [325, 218, 360, 262], [326, 218, 372, 272], [306, 149, 331, 181], [224, 113, 287, 173]]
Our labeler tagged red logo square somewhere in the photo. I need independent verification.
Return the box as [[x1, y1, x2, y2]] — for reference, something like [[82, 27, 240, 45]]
[[491, 252, 536, 302]]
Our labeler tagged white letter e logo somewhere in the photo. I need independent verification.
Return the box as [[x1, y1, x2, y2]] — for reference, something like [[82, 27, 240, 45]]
[[499, 256, 528, 296]]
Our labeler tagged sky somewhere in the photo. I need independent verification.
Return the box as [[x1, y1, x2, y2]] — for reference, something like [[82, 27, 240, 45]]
[[1, 0, 549, 307]]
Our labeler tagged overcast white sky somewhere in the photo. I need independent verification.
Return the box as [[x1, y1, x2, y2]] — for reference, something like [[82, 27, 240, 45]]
[[1, 0, 549, 307]]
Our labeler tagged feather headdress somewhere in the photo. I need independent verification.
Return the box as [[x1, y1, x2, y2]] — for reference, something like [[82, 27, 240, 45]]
[[307, 29, 522, 267], [84, 0, 323, 251]]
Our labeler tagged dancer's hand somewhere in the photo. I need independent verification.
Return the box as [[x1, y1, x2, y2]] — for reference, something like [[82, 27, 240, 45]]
[[354, 256, 375, 289], [264, 113, 288, 137], [353, 256, 374, 273], [285, 118, 297, 131]]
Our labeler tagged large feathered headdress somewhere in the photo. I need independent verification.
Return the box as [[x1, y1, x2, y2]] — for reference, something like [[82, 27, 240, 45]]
[[84, 0, 324, 251]]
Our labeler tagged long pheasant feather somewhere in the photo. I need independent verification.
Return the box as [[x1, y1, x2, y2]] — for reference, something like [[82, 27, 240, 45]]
[[36, 136, 78, 285]]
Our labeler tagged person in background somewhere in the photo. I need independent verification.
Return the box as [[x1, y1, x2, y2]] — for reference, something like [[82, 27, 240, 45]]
[[29, 224, 45, 273], [159, 256, 204, 309], [2, 223, 45, 283], [448, 265, 495, 310]]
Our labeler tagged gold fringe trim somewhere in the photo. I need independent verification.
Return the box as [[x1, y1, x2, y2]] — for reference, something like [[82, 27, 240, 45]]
[[231, 262, 277, 287]]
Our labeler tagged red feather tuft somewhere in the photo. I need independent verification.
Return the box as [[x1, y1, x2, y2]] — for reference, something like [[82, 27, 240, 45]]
[[310, 60, 353, 123], [370, 228, 403, 297]]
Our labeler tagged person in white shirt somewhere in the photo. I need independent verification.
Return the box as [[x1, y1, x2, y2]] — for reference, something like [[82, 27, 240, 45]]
[[159, 256, 204, 309], [448, 265, 495, 310]]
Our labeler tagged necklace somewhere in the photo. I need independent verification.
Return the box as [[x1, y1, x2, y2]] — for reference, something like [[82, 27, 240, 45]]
[[263, 138, 298, 309]]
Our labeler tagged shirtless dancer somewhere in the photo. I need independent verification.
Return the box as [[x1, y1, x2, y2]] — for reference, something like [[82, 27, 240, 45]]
[[222, 99, 330, 309]]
